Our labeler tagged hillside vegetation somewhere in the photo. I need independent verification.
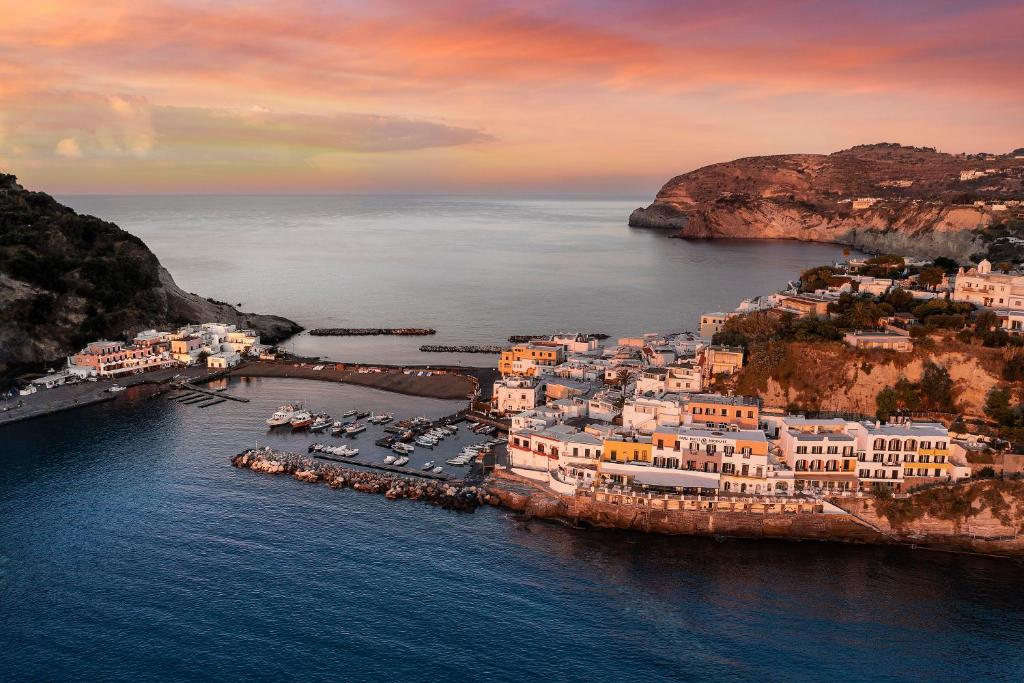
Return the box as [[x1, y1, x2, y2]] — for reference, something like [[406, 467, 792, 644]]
[[0, 173, 300, 373]]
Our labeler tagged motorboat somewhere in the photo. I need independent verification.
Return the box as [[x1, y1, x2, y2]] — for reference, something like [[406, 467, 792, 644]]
[[309, 415, 332, 432], [384, 455, 397, 465], [421, 461, 435, 471], [342, 409, 357, 418], [415, 437, 436, 448], [266, 403, 301, 427], [393, 456, 410, 467], [392, 442, 414, 455], [345, 423, 366, 435], [107, 384, 126, 393], [289, 411, 314, 429], [431, 466, 443, 474], [356, 411, 370, 419], [329, 421, 345, 436]]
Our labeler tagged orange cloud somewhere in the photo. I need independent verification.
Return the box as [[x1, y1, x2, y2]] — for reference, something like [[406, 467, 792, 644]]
[[0, 0, 1021, 192]]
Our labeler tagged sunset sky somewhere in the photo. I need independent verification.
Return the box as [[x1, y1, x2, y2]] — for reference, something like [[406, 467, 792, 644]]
[[1, 0, 1022, 194]]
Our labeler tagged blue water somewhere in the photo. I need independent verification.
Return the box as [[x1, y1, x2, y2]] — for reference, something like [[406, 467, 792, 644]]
[[3, 378, 1023, 682]]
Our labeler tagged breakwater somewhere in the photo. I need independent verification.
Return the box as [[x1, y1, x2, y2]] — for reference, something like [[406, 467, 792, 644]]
[[419, 344, 506, 354], [308, 328, 436, 336], [232, 447, 494, 511], [508, 333, 608, 343]]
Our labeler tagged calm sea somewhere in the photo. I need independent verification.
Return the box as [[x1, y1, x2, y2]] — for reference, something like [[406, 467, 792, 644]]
[[2, 378, 1023, 682], [5, 196, 1022, 681], [60, 195, 848, 364]]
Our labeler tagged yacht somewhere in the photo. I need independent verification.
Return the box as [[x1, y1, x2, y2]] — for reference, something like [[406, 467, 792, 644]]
[[289, 411, 314, 430]]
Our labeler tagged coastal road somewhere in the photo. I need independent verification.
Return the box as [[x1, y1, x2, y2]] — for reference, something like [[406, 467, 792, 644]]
[[0, 365, 221, 428]]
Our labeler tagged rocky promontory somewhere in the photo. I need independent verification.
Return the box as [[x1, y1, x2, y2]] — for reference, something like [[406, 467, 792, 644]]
[[630, 143, 1024, 259], [0, 173, 301, 371]]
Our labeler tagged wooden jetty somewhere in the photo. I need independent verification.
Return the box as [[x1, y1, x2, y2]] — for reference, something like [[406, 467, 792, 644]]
[[172, 381, 249, 403]]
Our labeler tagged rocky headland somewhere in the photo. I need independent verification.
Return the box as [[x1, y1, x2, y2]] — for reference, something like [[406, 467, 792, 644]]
[[630, 143, 1024, 259], [0, 173, 301, 373]]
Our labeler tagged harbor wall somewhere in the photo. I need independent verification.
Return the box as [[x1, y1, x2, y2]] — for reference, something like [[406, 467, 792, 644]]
[[487, 471, 1024, 557]]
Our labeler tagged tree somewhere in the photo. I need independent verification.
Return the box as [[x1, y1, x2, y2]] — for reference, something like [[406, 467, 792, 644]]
[[876, 387, 899, 422], [919, 362, 954, 412], [933, 257, 959, 274], [917, 266, 944, 290], [984, 386, 1013, 424]]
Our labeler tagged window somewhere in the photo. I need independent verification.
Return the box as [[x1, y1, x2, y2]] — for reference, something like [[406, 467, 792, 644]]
[[811, 446, 823, 454], [826, 446, 838, 455], [873, 438, 885, 450]]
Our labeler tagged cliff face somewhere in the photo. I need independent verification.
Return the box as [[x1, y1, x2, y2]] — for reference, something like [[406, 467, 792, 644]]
[[630, 143, 1024, 259], [729, 340, 1006, 420], [0, 174, 301, 369]]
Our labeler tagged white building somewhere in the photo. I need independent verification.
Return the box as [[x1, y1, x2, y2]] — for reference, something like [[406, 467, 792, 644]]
[[207, 350, 241, 369], [492, 376, 544, 415], [953, 259, 1024, 310]]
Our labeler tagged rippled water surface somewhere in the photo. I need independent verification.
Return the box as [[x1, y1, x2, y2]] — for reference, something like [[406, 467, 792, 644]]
[[2, 379, 1023, 682], [60, 195, 850, 364], [6, 197, 1024, 681]]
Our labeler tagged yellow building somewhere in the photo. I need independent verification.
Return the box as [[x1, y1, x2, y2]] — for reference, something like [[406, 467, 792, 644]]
[[684, 393, 760, 430], [705, 346, 744, 377], [499, 343, 566, 376], [600, 436, 653, 464]]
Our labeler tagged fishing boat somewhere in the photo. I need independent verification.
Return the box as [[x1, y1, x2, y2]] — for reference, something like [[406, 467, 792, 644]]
[[329, 421, 345, 436], [342, 409, 357, 418], [378, 413, 394, 424], [392, 442, 414, 455], [421, 461, 435, 471], [345, 423, 366, 435], [266, 403, 301, 427], [289, 410, 314, 430], [309, 415, 332, 432], [356, 411, 370, 419]]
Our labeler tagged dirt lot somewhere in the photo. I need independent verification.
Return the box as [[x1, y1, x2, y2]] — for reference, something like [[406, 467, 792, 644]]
[[231, 360, 477, 400]]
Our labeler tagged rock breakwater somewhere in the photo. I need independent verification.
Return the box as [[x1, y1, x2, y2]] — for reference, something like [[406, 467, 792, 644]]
[[232, 447, 496, 511], [308, 328, 436, 336], [419, 344, 506, 353]]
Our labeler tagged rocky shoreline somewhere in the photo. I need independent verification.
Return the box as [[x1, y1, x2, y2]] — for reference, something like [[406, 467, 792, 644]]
[[232, 447, 496, 511]]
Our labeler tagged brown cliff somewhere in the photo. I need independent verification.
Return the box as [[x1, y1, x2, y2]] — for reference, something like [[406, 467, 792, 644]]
[[630, 143, 1024, 259]]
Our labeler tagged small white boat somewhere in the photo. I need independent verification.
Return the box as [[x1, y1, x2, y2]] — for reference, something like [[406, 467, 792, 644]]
[[346, 423, 366, 435], [392, 442, 414, 455], [107, 384, 126, 393], [393, 456, 410, 466], [342, 409, 357, 418], [421, 461, 435, 471], [384, 455, 397, 464], [431, 466, 443, 474]]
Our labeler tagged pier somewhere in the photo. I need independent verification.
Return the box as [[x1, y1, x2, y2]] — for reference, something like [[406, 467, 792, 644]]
[[508, 332, 608, 343], [308, 328, 437, 336], [312, 452, 451, 480], [171, 381, 249, 403]]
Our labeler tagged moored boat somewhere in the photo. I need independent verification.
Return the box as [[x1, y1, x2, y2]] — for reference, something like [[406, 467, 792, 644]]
[[289, 411, 314, 430]]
